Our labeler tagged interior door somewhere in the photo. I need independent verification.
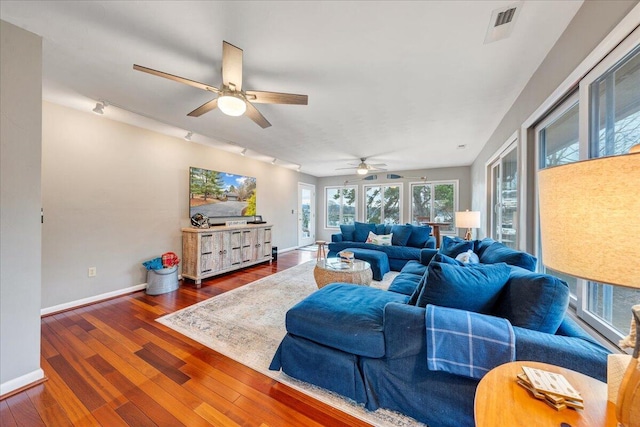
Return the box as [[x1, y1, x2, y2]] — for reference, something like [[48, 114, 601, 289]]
[[298, 183, 315, 247]]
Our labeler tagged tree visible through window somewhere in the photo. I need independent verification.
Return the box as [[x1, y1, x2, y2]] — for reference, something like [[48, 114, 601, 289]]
[[411, 181, 456, 233], [364, 185, 401, 224], [326, 186, 356, 227]]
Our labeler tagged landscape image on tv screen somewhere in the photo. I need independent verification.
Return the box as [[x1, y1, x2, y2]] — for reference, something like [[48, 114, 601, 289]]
[[189, 167, 256, 218]]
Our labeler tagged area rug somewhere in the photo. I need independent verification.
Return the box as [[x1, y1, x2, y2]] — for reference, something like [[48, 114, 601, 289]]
[[157, 261, 426, 426]]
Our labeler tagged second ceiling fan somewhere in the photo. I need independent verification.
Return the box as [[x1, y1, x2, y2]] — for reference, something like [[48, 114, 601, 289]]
[[134, 41, 308, 128]]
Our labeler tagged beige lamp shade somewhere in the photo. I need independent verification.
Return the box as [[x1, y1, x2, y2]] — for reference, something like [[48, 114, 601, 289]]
[[537, 152, 640, 289], [455, 210, 481, 229]]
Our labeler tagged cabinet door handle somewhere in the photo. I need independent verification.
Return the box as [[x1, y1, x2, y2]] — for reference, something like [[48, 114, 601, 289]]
[[219, 250, 223, 255], [223, 250, 227, 254]]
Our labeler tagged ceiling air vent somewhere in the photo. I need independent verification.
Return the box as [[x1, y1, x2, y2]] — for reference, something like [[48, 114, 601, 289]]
[[495, 7, 517, 27], [484, 2, 522, 44]]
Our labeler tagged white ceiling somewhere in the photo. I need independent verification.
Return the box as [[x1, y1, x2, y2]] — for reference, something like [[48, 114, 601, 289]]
[[0, 1, 583, 177]]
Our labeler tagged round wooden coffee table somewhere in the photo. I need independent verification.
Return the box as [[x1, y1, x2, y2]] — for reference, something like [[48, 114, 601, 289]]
[[313, 259, 373, 288], [474, 361, 617, 427]]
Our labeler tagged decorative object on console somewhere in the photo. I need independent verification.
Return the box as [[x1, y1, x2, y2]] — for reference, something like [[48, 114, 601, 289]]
[[455, 210, 481, 240], [134, 41, 308, 128], [538, 147, 640, 427], [190, 213, 209, 228]]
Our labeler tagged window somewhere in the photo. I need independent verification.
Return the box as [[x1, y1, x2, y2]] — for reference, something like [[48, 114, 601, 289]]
[[489, 142, 518, 248], [584, 44, 640, 339], [410, 181, 457, 233], [364, 184, 401, 224], [535, 37, 640, 344], [536, 92, 580, 298], [325, 186, 357, 228]]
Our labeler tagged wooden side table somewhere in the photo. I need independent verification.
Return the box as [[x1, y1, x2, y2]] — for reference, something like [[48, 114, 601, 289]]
[[474, 361, 617, 427]]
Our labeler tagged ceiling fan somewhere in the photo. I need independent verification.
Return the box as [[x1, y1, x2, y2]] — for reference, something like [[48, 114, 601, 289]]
[[133, 41, 308, 128], [336, 158, 387, 175]]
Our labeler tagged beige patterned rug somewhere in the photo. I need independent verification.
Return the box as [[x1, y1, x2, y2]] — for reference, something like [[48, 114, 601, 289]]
[[157, 261, 426, 426]]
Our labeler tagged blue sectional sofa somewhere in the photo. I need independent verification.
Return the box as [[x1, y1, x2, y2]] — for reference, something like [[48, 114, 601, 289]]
[[328, 222, 436, 271], [271, 237, 611, 427]]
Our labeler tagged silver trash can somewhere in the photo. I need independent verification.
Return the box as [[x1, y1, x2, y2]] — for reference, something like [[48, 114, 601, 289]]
[[146, 265, 179, 295]]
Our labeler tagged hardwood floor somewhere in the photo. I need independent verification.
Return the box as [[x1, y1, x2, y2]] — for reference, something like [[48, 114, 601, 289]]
[[1, 250, 372, 427]]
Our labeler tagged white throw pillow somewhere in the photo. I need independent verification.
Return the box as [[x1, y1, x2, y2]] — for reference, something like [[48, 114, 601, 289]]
[[455, 249, 479, 264], [366, 231, 393, 246]]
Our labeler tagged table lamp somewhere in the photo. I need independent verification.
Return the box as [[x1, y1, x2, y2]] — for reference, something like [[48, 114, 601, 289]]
[[455, 210, 481, 240], [538, 148, 640, 427]]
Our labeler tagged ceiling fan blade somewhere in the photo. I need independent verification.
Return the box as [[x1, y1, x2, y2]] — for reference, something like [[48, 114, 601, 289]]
[[370, 163, 387, 167], [244, 101, 271, 128], [222, 41, 243, 91], [133, 64, 218, 93], [336, 166, 358, 170], [244, 90, 308, 105], [187, 98, 218, 117]]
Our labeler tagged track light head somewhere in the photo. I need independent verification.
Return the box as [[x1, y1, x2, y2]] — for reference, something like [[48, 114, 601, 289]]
[[92, 101, 106, 115]]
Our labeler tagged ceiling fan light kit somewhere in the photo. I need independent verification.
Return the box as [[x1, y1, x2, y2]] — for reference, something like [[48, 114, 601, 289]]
[[217, 93, 247, 116], [134, 40, 308, 128]]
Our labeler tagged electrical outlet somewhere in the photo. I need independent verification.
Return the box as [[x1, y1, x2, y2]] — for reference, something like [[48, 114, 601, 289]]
[[88, 267, 97, 277]]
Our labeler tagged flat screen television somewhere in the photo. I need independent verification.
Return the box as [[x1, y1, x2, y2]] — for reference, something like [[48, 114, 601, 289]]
[[189, 167, 256, 219]]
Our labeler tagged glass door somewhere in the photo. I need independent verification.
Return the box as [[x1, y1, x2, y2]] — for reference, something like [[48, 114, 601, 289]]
[[489, 143, 518, 248], [298, 183, 315, 247]]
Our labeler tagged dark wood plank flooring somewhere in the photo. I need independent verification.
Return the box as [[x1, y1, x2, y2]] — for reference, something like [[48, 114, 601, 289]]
[[1, 250, 372, 426]]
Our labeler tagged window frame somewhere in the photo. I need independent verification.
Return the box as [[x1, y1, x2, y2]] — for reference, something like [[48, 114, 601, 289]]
[[409, 180, 459, 234], [362, 183, 403, 225], [531, 25, 640, 347], [324, 185, 358, 229]]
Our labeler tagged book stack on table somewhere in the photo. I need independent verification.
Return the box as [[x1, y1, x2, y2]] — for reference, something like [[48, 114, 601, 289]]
[[516, 366, 585, 411]]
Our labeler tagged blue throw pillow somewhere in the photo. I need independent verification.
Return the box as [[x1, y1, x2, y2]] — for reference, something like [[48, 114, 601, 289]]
[[493, 267, 569, 333], [390, 224, 412, 246], [354, 221, 376, 242], [416, 262, 511, 313], [432, 253, 465, 266], [339, 224, 355, 241], [408, 273, 427, 305], [375, 224, 386, 235], [406, 224, 432, 248], [439, 236, 474, 258], [479, 241, 537, 272], [473, 238, 495, 258]]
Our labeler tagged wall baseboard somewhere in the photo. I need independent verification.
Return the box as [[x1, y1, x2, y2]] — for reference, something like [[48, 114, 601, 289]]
[[278, 246, 298, 253], [0, 368, 45, 398], [41, 283, 148, 316]]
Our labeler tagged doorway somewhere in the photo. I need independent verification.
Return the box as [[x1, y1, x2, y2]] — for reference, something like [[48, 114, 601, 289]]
[[298, 183, 315, 247]]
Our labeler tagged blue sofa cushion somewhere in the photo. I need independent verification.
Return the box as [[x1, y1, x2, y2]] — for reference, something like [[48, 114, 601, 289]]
[[479, 241, 537, 272], [285, 284, 408, 358], [407, 253, 463, 305], [388, 274, 422, 296], [399, 260, 428, 276], [439, 236, 474, 258], [390, 224, 412, 246], [493, 267, 570, 333], [339, 224, 355, 241], [406, 224, 432, 248], [376, 224, 387, 235], [354, 222, 376, 242], [417, 262, 510, 313], [474, 238, 495, 258]]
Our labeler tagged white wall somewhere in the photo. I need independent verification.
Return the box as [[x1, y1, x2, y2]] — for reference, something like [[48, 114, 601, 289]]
[[315, 166, 471, 242], [469, 0, 638, 252], [0, 21, 44, 395], [41, 101, 316, 310]]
